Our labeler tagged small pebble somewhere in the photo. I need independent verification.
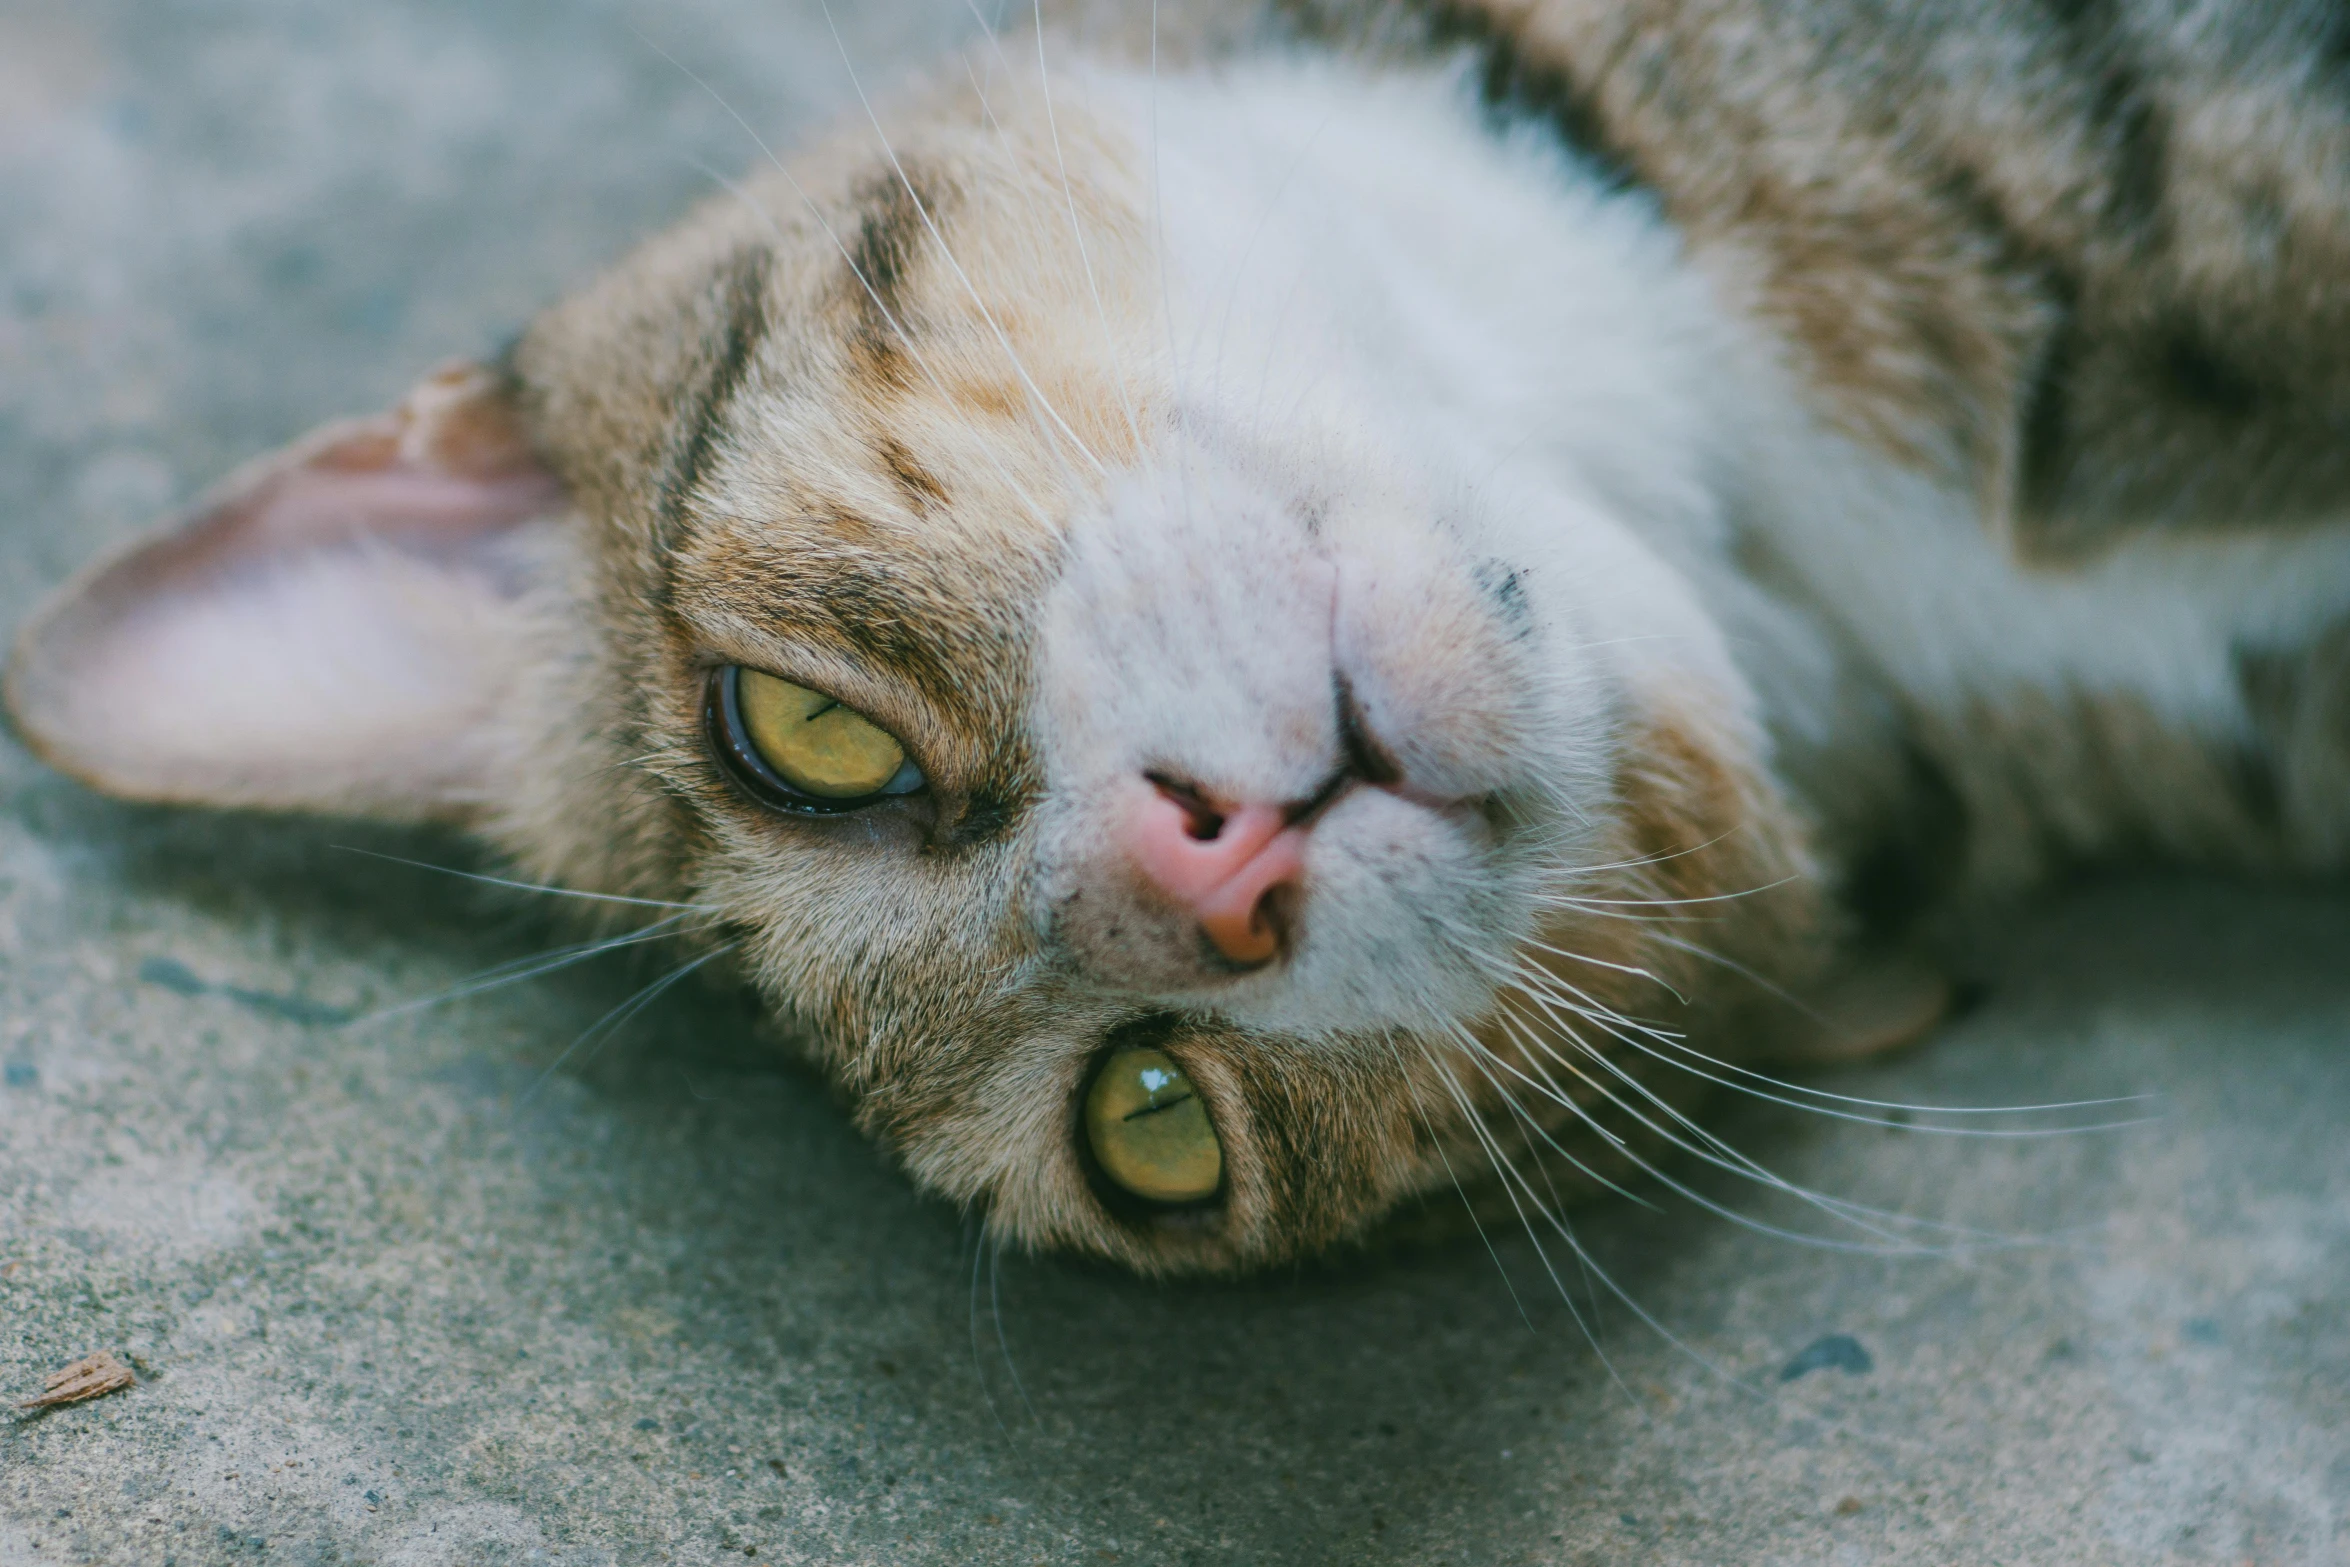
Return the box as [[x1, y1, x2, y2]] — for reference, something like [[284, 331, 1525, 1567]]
[[1780, 1334, 1873, 1382]]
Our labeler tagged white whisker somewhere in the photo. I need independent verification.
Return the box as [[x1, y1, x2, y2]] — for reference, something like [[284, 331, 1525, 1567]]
[[968, 1224, 1013, 1437], [1373, 1035, 1536, 1331], [816, 0, 1111, 477], [989, 1236, 1038, 1422], [1535, 876, 1804, 912], [1510, 954, 2158, 1130], [1475, 1009, 1965, 1253], [329, 846, 714, 913], [517, 944, 735, 1108], [348, 912, 717, 1027], [1423, 1052, 1640, 1400], [1492, 987, 2058, 1249]]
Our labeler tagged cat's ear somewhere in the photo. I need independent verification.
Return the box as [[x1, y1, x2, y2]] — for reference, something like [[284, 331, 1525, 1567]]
[[5, 362, 574, 823]]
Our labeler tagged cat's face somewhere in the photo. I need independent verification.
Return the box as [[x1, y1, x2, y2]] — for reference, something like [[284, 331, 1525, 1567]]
[[7, 59, 1835, 1273]]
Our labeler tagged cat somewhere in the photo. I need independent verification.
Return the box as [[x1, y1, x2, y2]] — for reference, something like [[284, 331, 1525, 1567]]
[[10, 0, 2350, 1278]]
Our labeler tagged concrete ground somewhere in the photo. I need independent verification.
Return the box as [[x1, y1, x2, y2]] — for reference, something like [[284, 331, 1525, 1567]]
[[2, 2, 2346, 1562]]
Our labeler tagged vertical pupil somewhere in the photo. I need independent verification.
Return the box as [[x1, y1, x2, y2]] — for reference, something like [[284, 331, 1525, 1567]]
[[733, 668, 907, 799], [1084, 1047, 1223, 1206]]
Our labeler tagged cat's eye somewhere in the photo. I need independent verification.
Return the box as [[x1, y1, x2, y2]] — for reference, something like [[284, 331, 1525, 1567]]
[[1084, 1047, 1224, 1206], [708, 666, 925, 812]]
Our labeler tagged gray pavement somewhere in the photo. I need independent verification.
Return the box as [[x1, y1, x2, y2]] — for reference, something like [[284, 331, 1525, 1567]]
[[2, 3, 2346, 1562]]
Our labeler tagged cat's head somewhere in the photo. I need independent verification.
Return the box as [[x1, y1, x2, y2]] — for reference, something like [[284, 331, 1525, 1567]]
[[6, 58, 1861, 1273]]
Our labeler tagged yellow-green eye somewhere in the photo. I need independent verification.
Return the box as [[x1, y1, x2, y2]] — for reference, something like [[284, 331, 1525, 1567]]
[[714, 666, 924, 808], [1084, 1047, 1223, 1206]]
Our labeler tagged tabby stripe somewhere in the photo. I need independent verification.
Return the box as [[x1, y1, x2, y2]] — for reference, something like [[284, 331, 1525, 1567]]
[[2032, 0, 2168, 237], [1365, 0, 1641, 194], [656, 244, 776, 567], [844, 167, 942, 386]]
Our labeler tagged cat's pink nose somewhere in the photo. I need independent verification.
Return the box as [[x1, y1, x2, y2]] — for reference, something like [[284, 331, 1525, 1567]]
[[1128, 778, 1309, 967]]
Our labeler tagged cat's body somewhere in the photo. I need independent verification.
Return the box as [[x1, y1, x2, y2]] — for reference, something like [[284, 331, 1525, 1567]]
[[10, 0, 2350, 1273]]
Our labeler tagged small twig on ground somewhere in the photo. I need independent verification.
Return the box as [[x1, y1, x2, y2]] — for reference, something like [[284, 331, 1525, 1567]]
[[19, 1350, 136, 1409]]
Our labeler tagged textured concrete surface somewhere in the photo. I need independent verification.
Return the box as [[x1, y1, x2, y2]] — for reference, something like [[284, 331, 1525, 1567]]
[[3, 3, 2348, 1563]]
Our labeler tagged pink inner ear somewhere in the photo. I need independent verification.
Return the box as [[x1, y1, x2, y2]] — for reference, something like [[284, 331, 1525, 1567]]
[[241, 467, 566, 554], [254, 363, 565, 546], [122, 362, 568, 595], [5, 362, 575, 820]]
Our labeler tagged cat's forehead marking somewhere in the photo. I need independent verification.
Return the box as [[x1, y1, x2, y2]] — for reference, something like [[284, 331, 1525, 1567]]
[[654, 122, 1162, 682], [876, 436, 951, 517], [841, 165, 944, 388], [652, 245, 776, 567]]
